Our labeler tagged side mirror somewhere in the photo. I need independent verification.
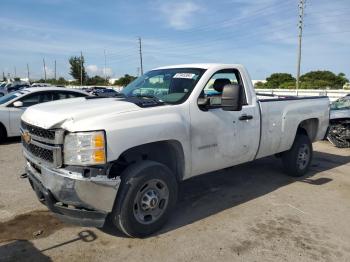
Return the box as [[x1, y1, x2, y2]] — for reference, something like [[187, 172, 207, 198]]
[[221, 84, 242, 111], [197, 97, 210, 111], [13, 101, 23, 108]]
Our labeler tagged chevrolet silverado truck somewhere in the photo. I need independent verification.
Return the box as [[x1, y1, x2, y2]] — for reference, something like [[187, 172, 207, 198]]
[[21, 64, 330, 237]]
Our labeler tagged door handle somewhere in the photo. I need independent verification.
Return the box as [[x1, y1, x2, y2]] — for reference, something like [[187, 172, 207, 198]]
[[239, 114, 253, 121]]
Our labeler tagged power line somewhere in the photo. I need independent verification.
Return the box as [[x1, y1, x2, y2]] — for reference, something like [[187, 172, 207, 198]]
[[296, 0, 305, 94], [138, 37, 144, 75], [80, 51, 83, 86], [27, 63, 30, 82], [43, 58, 47, 81], [104, 49, 107, 84]]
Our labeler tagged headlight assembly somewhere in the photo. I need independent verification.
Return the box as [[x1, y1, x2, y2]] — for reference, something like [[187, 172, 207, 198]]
[[64, 131, 106, 165]]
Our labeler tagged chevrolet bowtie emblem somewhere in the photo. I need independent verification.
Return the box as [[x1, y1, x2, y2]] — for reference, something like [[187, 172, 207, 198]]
[[22, 131, 31, 144]]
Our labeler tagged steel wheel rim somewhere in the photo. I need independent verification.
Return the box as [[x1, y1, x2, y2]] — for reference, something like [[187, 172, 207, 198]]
[[133, 179, 169, 225], [297, 144, 310, 170]]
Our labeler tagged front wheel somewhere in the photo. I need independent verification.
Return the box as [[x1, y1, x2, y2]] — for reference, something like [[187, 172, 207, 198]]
[[0, 125, 7, 144], [281, 133, 313, 177], [110, 161, 178, 237]]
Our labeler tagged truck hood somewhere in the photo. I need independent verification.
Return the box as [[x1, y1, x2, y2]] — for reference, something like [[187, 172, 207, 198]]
[[21, 97, 142, 129]]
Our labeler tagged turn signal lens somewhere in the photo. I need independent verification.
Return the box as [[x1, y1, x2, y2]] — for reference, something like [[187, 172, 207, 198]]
[[93, 133, 105, 148], [93, 149, 106, 164]]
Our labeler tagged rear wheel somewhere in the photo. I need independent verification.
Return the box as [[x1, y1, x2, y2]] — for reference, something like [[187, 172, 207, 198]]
[[111, 161, 178, 237], [281, 133, 312, 177]]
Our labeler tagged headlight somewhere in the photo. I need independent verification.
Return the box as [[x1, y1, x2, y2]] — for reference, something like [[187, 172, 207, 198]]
[[64, 131, 106, 165]]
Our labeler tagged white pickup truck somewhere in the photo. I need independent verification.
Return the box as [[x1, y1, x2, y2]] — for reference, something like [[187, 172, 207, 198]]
[[21, 64, 330, 237]]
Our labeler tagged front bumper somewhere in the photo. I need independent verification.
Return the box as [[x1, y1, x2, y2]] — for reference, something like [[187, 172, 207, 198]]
[[25, 157, 121, 228]]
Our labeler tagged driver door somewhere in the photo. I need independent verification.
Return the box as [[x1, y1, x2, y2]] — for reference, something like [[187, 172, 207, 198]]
[[190, 69, 260, 176]]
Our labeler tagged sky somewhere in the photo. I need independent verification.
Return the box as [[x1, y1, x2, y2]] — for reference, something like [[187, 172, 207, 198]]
[[0, 0, 349, 80]]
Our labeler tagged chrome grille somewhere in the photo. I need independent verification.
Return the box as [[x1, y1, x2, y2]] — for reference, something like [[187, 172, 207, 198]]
[[23, 142, 54, 163], [21, 121, 55, 140], [21, 121, 63, 168]]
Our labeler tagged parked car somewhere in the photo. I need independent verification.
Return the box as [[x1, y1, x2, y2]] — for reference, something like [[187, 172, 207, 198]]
[[85, 86, 107, 94], [21, 63, 329, 237], [0, 87, 89, 142], [31, 83, 52, 87], [327, 94, 350, 148], [0, 83, 27, 96], [92, 88, 119, 97]]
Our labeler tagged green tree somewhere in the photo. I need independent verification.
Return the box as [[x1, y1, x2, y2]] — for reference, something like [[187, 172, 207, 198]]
[[300, 70, 349, 89], [254, 81, 266, 88], [69, 56, 88, 84], [87, 75, 108, 85], [114, 74, 137, 86], [43, 77, 70, 85], [265, 73, 296, 89], [300, 71, 348, 89]]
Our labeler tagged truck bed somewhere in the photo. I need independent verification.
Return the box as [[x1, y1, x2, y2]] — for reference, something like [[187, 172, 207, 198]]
[[255, 95, 330, 159]]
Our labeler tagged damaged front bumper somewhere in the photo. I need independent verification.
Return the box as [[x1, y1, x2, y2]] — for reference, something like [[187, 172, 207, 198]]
[[25, 157, 121, 228]]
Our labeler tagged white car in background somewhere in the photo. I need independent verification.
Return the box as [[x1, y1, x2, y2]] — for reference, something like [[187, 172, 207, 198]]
[[0, 87, 89, 142]]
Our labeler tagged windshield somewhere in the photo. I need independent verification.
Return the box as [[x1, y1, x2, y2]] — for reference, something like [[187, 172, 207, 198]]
[[0, 91, 23, 105], [122, 68, 206, 104], [331, 96, 350, 110]]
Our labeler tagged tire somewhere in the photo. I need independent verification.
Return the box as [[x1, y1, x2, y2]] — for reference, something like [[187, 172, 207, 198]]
[[110, 160, 178, 238], [0, 124, 7, 143], [281, 133, 313, 177]]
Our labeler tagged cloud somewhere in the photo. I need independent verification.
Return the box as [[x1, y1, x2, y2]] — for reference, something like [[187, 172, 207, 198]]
[[43, 65, 54, 78], [158, 2, 201, 30], [86, 64, 113, 77]]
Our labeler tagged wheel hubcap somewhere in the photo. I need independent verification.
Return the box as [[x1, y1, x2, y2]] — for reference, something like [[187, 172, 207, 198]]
[[141, 190, 159, 210], [133, 179, 169, 224], [297, 144, 310, 170]]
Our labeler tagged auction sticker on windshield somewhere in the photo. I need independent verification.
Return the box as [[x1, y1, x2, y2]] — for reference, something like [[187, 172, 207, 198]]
[[173, 73, 196, 79]]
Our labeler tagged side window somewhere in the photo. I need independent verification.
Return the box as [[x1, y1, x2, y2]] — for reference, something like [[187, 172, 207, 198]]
[[54, 92, 68, 100], [54, 92, 85, 100], [40, 92, 54, 103], [199, 69, 247, 108], [66, 92, 86, 98], [199, 69, 245, 108], [19, 93, 41, 107], [203, 71, 238, 106]]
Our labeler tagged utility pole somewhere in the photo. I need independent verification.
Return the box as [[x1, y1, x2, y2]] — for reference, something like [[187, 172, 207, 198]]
[[43, 58, 47, 81], [296, 0, 305, 95], [54, 60, 57, 80], [104, 49, 107, 84], [138, 37, 144, 75], [27, 63, 30, 82], [14, 67, 17, 78], [2, 71, 5, 81], [80, 51, 83, 86]]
